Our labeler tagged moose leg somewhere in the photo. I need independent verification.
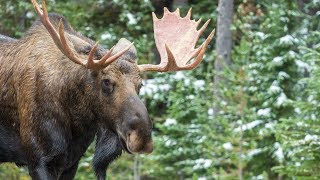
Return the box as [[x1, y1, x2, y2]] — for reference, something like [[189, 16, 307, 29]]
[[28, 162, 54, 180], [0, 124, 26, 165], [58, 161, 79, 180], [93, 127, 122, 180], [17, 75, 70, 179], [20, 116, 69, 180], [28, 156, 63, 180], [25, 138, 68, 180]]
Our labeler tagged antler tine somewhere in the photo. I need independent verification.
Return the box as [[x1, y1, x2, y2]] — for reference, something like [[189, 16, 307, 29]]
[[196, 18, 202, 28], [99, 43, 134, 66], [32, 0, 63, 53], [152, 12, 158, 22], [86, 42, 99, 68], [138, 7, 215, 73], [31, 0, 129, 70], [99, 47, 114, 65], [58, 20, 85, 66], [185, 8, 192, 19], [31, 0, 42, 15], [31, 0, 86, 66], [41, 0, 48, 17], [184, 29, 215, 70], [198, 19, 211, 36], [174, 8, 180, 16], [163, 7, 170, 14]]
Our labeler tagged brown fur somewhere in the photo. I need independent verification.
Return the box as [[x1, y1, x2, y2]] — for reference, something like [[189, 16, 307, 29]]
[[0, 13, 152, 179]]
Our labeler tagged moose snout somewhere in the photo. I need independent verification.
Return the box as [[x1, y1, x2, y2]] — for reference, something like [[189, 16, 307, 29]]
[[143, 140, 153, 154], [127, 130, 153, 154], [120, 95, 153, 154]]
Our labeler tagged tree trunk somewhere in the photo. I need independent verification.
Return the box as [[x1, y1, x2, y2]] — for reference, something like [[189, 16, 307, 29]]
[[134, 155, 140, 180], [296, 0, 320, 15], [173, 0, 188, 7], [214, 0, 234, 111]]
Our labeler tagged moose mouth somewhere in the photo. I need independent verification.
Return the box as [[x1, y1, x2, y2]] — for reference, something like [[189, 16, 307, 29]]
[[118, 135, 132, 154]]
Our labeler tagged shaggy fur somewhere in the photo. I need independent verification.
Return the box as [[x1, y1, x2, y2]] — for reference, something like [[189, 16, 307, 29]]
[[0, 13, 152, 180]]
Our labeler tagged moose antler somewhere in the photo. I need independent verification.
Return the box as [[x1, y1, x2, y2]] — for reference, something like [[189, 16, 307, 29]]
[[138, 8, 215, 72], [31, 0, 133, 70]]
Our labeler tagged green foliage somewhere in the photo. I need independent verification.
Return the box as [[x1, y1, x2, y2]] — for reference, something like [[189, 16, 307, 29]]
[[1, 0, 320, 179], [0, 0, 34, 37], [274, 41, 320, 178], [0, 163, 29, 180], [142, 71, 215, 178]]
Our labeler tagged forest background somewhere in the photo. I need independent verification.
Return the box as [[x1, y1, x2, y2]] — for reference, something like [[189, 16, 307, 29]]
[[0, 0, 320, 179]]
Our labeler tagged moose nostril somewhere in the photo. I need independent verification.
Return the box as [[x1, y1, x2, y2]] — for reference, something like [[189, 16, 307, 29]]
[[126, 132, 131, 139]]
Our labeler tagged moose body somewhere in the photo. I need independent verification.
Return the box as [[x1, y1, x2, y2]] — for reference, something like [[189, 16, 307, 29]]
[[0, 13, 153, 179], [0, 0, 214, 179]]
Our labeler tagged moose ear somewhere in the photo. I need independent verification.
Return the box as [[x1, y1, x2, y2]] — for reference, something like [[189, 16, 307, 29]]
[[112, 38, 137, 63]]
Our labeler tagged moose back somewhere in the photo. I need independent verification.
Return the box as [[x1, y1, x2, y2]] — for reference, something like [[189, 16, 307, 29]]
[[0, 0, 214, 179]]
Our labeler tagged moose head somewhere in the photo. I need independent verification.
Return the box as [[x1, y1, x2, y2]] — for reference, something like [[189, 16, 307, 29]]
[[30, 0, 214, 155]]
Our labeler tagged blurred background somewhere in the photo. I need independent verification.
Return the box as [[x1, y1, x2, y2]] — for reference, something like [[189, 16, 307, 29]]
[[0, 0, 320, 179]]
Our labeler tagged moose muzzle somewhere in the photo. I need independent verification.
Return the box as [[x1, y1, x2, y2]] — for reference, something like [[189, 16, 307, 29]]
[[119, 95, 153, 154]]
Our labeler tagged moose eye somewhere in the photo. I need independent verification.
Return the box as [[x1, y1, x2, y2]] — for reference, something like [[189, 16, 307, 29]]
[[82, 45, 92, 55], [101, 79, 115, 94], [137, 82, 143, 94]]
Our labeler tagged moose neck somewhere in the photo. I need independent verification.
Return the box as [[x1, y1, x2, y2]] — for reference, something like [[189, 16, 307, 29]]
[[11, 27, 109, 128], [28, 35, 100, 123], [58, 64, 99, 122]]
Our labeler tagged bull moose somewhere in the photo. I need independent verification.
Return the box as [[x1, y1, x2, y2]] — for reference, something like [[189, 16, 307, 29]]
[[0, 0, 214, 179]]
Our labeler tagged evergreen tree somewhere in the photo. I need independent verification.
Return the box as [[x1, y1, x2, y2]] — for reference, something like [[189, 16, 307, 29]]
[[274, 9, 320, 177]]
